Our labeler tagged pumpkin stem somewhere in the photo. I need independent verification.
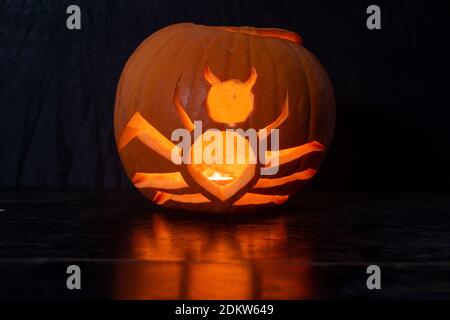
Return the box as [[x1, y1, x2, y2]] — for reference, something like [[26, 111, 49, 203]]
[[220, 26, 302, 45]]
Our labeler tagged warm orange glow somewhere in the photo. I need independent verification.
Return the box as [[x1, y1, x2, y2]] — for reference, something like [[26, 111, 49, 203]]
[[190, 130, 254, 184], [188, 131, 256, 201], [259, 92, 289, 137], [174, 86, 195, 132], [119, 113, 324, 207], [153, 191, 211, 205], [204, 65, 256, 125], [234, 193, 289, 206], [189, 263, 252, 299], [192, 164, 237, 186], [207, 172, 234, 182], [254, 169, 317, 188], [133, 172, 188, 189], [114, 215, 313, 299], [115, 23, 335, 212], [118, 112, 181, 161], [220, 26, 303, 45], [265, 140, 324, 168]]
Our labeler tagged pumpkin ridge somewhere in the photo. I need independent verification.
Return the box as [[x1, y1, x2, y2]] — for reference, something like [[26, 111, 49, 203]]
[[282, 41, 313, 173], [136, 29, 186, 114], [261, 36, 283, 133], [114, 26, 181, 142], [191, 28, 223, 121]]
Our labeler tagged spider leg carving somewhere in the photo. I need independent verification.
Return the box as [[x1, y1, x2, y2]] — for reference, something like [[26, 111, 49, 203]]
[[241, 93, 324, 200], [174, 85, 195, 132], [236, 141, 322, 204], [234, 193, 289, 205], [265, 141, 324, 169], [254, 168, 317, 188], [119, 86, 201, 192], [118, 112, 182, 162], [258, 92, 289, 137], [153, 191, 211, 205], [133, 172, 188, 189], [255, 92, 324, 187], [245, 142, 323, 195], [118, 87, 325, 207], [118, 112, 190, 190]]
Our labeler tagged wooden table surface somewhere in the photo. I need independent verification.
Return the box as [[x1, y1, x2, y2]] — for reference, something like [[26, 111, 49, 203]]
[[0, 191, 449, 299]]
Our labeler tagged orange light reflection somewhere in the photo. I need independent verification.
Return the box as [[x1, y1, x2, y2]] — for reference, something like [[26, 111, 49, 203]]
[[114, 214, 313, 300]]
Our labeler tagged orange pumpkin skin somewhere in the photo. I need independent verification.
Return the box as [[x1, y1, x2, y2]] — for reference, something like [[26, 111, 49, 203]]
[[114, 23, 335, 213]]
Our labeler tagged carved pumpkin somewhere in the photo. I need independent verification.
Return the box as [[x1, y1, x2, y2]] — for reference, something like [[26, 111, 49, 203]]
[[114, 23, 335, 213]]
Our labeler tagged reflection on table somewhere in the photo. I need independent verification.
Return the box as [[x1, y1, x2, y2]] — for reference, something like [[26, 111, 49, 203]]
[[114, 214, 312, 299]]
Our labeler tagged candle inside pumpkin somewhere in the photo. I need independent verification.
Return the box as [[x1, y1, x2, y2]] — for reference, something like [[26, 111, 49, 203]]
[[189, 130, 256, 188], [207, 172, 233, 181]]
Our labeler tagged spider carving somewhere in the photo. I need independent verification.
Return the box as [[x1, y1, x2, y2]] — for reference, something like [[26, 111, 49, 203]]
[[118, 65, 324, 207]]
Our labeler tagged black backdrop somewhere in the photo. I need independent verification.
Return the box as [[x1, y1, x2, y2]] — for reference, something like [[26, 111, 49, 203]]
[[0, 0, 449, 192]]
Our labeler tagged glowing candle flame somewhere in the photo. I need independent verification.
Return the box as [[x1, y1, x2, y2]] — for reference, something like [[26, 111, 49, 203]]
[[208, 172, 233, 181]]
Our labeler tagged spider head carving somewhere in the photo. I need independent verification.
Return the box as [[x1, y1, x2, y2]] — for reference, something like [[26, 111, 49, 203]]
[[204, 65, 257, 126]]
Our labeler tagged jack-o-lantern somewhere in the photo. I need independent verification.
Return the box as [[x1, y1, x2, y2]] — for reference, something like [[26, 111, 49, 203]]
[[114, 23, 335, 213]]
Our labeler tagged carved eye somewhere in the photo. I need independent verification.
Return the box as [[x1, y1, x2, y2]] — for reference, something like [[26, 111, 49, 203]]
[[114, 23, 335, 213]]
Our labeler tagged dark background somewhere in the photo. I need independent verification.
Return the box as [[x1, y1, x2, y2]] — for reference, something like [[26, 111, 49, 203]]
[[1, 0, 449, 192]]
